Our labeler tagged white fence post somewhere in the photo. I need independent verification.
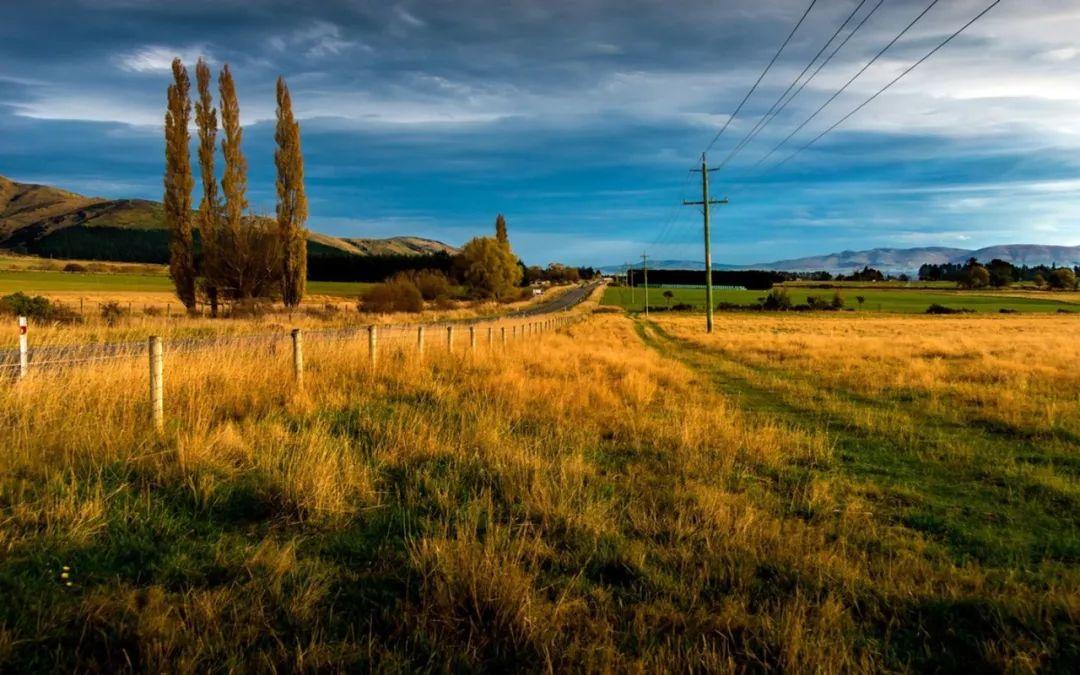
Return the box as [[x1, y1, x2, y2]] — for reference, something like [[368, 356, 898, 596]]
[[148, 336, 164, 433], [18, 316, 28, 379]]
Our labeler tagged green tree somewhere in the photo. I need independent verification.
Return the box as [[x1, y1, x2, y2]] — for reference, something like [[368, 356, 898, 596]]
[[987, 258, 1015, 288], [194, 58, 223, 316], [456, 236, 522, 300], [275, 76, 308, 307], [494, 213, 508, 245], [957, 259, 990, 289], [1047, 267, 1078, 290], [164, 58, 196, 311]]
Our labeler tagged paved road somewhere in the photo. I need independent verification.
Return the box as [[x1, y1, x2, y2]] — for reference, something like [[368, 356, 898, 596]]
[[1, 281, 603, 372]]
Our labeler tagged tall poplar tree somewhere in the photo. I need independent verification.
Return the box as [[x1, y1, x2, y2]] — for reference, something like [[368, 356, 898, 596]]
[[495, 213, 508, 245], [274, 76, 308, 307], [194, 58, 222, 315], [164, 58, 196, 310], [218, 64, 249, 296]]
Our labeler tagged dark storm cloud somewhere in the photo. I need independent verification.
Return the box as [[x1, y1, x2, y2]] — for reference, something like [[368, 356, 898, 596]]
[[1, 0, 1078, 264]]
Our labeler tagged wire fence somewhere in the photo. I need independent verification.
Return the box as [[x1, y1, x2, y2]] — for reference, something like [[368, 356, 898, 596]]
[[0, 282, 601, 380]]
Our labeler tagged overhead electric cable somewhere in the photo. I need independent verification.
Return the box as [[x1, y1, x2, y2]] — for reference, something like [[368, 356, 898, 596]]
[[718, 0, 872, 170], [755, 0, 941, 168], [701, 0, 820, 155], [767, 0, 1004, 172]]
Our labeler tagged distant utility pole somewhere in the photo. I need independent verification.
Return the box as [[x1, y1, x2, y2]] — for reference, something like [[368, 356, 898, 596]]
[[641, 253, 649, 317], [684, 153, 728, 333]]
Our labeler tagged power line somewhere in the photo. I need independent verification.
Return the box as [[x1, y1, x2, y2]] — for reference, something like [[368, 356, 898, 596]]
[[741, 0, 886, 160], [767, 0, 1004, 173], [755, 0, 942, 169], [718, 0, 872, 170], [701, 0, 820, 155]]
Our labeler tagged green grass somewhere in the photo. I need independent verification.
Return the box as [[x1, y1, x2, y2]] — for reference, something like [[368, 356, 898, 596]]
[[0, 269, 375, 298], [602, 284, 1079, 314]]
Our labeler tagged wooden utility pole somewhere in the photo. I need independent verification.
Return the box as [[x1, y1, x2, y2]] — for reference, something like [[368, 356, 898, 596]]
[[683, 154, 728, 333], [641, 253, 649, 317]]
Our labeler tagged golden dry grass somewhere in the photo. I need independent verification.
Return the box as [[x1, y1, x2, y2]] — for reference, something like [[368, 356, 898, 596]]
[[0, 309, 1077, 671]]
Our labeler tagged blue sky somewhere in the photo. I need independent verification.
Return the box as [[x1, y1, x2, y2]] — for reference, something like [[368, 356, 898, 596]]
[[1, 0, 1078, 266]]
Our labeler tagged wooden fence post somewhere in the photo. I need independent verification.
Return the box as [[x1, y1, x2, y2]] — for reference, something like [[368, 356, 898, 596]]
[[487, 326, 494, 345], [469, 326, 477, 351], [148, 336, 164, 433], [501, 326, 507, 346], [446, 326, 454, 352], [369, 325, 378, 367], [291, 329, 303, 388], [18, 316, 28, 379], [417, 326, 425, 359]]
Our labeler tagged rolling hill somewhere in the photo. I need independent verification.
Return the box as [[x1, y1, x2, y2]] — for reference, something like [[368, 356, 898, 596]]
[[602, 245, 1080, 276], [0, 175, 457, 263]]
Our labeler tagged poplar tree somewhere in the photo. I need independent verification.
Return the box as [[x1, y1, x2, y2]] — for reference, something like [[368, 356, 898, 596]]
[[495, 213, 508, 245], [218, 64, 249, 296], [164, 58, 196, 310], [194, 58, 222, 315], [274, 76, 308, 307]]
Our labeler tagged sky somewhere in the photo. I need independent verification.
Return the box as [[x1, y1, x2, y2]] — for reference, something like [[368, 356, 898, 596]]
[[1, 0, 1078, 266]]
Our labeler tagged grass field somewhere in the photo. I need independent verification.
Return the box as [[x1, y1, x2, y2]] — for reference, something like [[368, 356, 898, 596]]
[[1, 307, 1077, 670], [602, 284, 1080, 313], [0, 269, 376, 300]]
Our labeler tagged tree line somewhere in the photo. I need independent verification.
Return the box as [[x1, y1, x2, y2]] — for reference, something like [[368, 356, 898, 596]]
[[919, 258, 1079, 289], [164, 58, 308, 315]]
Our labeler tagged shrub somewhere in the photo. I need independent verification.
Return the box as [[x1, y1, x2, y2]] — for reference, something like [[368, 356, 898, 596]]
[[361, 278, 424, 313], [143, 306, 163, 317], [412, 270, 454, 301], [761, 288, 792, 311], [926, 304, 972, 315], [806, 295, 832, 311], [100, 301, 126, 326], [62, 263, 88, 273], [0, 292, 80, 323], [831, 291, 845, 309]]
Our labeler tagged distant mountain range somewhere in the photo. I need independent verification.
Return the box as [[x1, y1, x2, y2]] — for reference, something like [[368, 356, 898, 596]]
[[602, 245, 1080, 276], [0, 175, 457, 263]]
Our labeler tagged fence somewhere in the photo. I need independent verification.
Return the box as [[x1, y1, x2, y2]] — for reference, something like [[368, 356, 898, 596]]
[[2, 309, 590, 435]]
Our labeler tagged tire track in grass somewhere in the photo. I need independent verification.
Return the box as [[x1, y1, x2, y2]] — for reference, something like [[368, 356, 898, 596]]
[[636, 319, 1080, 569]]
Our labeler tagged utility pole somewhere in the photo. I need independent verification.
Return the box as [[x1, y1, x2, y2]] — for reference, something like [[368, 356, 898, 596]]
[[641, 253, 649, 317], [684, 154, 728, 333]]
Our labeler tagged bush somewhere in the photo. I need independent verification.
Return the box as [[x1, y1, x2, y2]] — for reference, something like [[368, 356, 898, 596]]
[[361, 278, 424, 313], [806, 295, 832, 310], [100, 301, 127, 326], [62, 263, 88, 273], [416, 270, 453, 301], [761, 288, 792, 311], [926, 304, 972, 315], [0, 292, 80, 323], [831, 291, 845, 309]]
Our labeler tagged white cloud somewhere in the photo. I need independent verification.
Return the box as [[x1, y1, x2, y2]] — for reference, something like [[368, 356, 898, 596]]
[[116, 45, 212, 72]]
